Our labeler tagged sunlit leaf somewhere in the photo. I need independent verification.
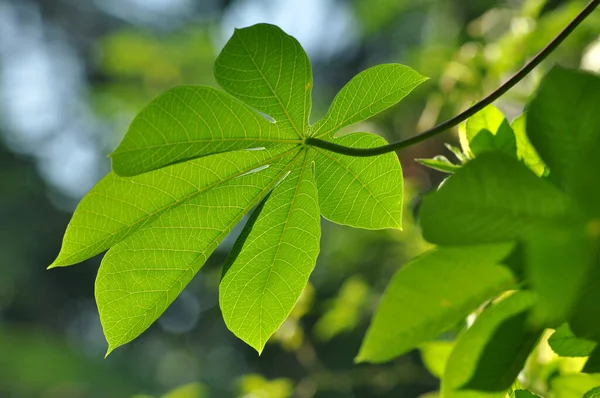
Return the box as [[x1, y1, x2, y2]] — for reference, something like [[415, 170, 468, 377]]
[[357, 244, 515, 363], [416, 156, 461, 173], [314, 132, 403, 229], [420, 340, 454, 379], [511, 115, 546, 177], [52, 23, 426, 353], [459, 104, 517, 158], [551, 374, 600, 398]]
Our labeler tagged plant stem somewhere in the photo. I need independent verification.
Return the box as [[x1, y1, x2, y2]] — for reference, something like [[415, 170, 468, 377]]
[[306, 0, 600, 157]]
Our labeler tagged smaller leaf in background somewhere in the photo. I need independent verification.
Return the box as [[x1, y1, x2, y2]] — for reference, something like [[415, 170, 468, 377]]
[[459, 104, 517, 158], [420, 340, 454, 379], [416, 156, 461, 173], [525, 222, 597, 327], [163, 383, 206, 398], [314, 276, 369, 342], [357, 244, 515, 363], [510, 390, 540, 398], [551, 374, 600, 398], [310, 64, 427, 140], [444, 143, 469, 164], [420, 151, 568, 246], [313, 132, 403, 230], [527, 66, 600, 218], [549, 323, 596, 357], [238, 374, 293, 398], [584, 386, 600, 398], [511, 115, 546, 177], [442, 291, 541, 398]]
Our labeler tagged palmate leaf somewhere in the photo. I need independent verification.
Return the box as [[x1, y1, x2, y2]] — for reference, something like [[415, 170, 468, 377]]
[[51, 23, 426, 353]]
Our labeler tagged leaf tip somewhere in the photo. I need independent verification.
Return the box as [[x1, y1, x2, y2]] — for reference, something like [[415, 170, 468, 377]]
[[105, 344, 118, 358]]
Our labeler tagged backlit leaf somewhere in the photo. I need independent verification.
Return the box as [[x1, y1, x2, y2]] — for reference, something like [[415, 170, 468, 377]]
[[548, 323, 596, 357]]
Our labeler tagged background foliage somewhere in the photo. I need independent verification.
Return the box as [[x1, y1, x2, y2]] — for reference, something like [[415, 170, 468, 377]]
[[1, 0, 600, 397]]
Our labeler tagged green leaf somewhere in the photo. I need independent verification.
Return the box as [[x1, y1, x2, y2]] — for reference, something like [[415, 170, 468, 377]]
[[551, 374, 600, 398], [441, 291, 541, 398], [459, 105, 517, 158], [219, 152, 320, 353], [96, 150, 300, 354], [419, 151, 568, 246], [51, 146, 296, 268], [584, 347, 600, 374], [420, 341, 455, 379], [510, 390, 540, 398], [567, 253, 600, 342], [584, 386, 600, 398], [527, 66, 600, 217], [311, 64, 427, 139], [548, 323, 596, 357], [313, 132, 403, 229], [356, 244, 515, 363], [416, 156, 461, 173], [110, 86, 301, 176], [524, 222, 597, 326], [53, 23, 426, 353], [511, 115, 546, 177], [214, 24, 311, 136]]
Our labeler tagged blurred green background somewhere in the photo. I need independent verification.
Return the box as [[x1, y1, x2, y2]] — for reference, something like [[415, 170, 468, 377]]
[[0, 0, 599, 397]]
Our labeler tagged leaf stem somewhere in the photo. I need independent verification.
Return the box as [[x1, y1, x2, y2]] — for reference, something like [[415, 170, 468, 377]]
[[306, 0, 600, 157]]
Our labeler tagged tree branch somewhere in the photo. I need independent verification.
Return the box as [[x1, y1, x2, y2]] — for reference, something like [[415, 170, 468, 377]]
[[306, 0, 599, 157]]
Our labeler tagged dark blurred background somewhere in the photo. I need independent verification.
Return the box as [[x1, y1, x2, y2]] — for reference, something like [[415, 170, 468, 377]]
[[0, 0, 599, 397]]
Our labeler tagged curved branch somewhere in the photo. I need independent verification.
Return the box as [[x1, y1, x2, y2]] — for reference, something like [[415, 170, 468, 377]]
[[306, 0, 600, 157]]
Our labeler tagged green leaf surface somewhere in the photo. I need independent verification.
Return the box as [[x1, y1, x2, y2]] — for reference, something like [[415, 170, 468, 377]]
[[214, 24, 311, 137], [527, 66, 600, 217], [548, 323, 596, 357], [416, 156, 461, 173], [511, 115, 546, 177], [419, 151, 568, 246], [551, 374, 600, 398], [96, 150, 300, 354], [311, 64, 427, 139], [313, 132, 403, 229], [459, 105, 517, 158], [525, 222, 596, 327], [52, 23, 425, 353], [420, 341, 455, 379], [357, 244, 515, 363], [442, 291, 540, 398], [584, 386, 600, 398], [51, 146, 295, 267], [220, 152, 320, 353], [510, 390, 540, 398], [110, 86, 300, 176]]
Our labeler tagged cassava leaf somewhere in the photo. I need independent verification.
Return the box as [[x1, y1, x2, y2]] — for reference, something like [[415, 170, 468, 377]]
[[585, 387, 600, 398], [527, 66, 600, 217], [419, 151, 568, 246], [52, 23, 426, 353], [110, 86, 301, 177], [313, 132, 403, 229], [311, 64, 427, 140], [511, 391, 540, 398], [219, 152, 320, 353], [356, 244, 515, 363], [96, 149, 300, 354], [551, 374, 600, 398], [420, 341, 455, 379], [441, 291, 541, 398]]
